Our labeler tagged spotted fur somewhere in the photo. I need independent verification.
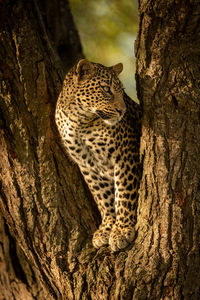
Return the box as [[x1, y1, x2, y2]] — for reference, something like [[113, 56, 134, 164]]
[[55, 59, 141, 251]]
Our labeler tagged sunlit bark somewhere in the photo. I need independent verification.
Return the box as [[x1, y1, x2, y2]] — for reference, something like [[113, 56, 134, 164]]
[[0, 0, 200, 299]]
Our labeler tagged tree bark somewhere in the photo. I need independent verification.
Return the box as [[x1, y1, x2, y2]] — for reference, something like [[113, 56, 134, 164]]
[[134, 0, 200, 298], [39, 0, 83, 73], [0, 0, 96, 298], [1, 0, 200, 299]]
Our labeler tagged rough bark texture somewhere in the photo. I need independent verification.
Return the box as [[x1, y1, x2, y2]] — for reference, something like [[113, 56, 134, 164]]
[[0, 0, 96, 299], [0, 0, 200, 299], [134, 0, 200, 298], [39, 0, 83, 73]]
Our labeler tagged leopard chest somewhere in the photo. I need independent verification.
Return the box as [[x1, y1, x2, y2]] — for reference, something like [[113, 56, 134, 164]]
[[62, 121, 115, 177]]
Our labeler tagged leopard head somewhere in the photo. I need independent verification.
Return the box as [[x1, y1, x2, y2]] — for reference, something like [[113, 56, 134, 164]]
[[73, 59, 127, 125]]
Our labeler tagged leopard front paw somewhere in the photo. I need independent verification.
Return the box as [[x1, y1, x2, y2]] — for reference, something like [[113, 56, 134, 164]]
[[92, 226, 111, 249], [109, 224, 136, 252]]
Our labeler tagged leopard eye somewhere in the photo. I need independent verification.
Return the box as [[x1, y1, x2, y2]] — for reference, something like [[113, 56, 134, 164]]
[[102, 86, 111, 93]]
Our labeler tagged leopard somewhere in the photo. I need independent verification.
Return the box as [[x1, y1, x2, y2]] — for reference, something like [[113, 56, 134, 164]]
[[55, 59, 141, 252]]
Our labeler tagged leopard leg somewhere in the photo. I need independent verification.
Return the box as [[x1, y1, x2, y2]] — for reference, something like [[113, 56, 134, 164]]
[[81, 168, 116, 248], [109, 155, 140, 252]]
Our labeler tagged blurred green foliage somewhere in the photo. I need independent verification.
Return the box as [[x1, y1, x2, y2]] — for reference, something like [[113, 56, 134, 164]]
[[69, 0, 139, 99]]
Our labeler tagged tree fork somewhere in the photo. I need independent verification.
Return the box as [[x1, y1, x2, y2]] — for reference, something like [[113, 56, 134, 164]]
[[1, 0, 200, 299]]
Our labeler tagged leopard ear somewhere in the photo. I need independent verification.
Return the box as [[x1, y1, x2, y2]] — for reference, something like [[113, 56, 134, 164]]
[[75, 59, 95, 83], [111, 63, 123, 75]]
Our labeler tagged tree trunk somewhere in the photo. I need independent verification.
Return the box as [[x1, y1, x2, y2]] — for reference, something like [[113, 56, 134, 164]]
[[39, 0, 83, 73], [134, 0, 200, 298], [0, 0, 96, 298], [0, 0, 200, 299]]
